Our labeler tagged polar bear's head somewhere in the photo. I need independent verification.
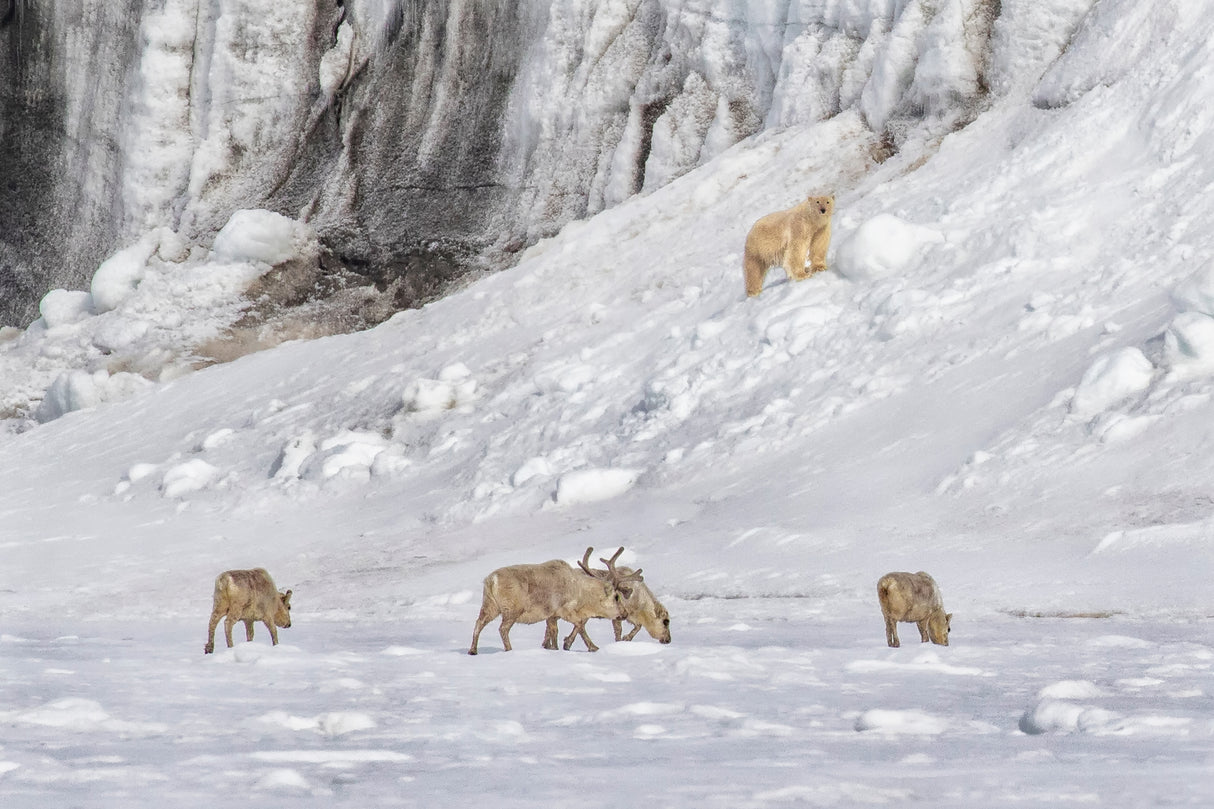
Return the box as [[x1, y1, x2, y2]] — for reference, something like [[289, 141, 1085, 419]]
[[807, 195, 835, 219]]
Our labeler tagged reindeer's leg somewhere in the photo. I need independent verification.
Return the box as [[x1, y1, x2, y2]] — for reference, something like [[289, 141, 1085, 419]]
[[498, 615, 517, 652], [612, 618, 625, 642], [917, 620, 930, 643], [244, 619, 255, 642], [543, 618, 560, 649], [205, 609, 222, 654], [561, 623, 578, 650], [885, 615, 900, 648], [564, 622, 599, 652], [623, 623, 642, 641], [224, 615, 237, 648], [265, 619, 279, 646], [469, 602, 499, 655]]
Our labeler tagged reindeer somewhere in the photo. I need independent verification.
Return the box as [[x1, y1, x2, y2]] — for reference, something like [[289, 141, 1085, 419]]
[[877, 571, 951, 647], [468, 547, 642, 655], [574, 547, 671, 644], [204, 568, 292, 654]]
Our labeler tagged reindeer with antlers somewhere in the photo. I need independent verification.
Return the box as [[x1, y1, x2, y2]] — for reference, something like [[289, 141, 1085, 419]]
[[574, 547, 671, 645], [468, 547, 643, 655]]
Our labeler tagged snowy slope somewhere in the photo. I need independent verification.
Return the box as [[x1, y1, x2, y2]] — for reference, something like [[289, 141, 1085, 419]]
[[1, 0, 1214, 805]]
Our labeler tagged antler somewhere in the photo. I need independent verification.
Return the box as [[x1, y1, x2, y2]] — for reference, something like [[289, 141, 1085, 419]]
[[600, 547, 643, 582], [578, 546, 599, 576]]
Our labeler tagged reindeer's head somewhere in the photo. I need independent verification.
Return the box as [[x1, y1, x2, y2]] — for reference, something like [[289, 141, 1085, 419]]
[[645, 602, 672, 644], [926, 609, 950, 646], [275, 589, 293, 629], [580, 546, 644, 617]]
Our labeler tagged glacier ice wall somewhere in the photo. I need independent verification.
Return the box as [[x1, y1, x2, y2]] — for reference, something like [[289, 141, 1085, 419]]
[[0, 0, 1094, 326]]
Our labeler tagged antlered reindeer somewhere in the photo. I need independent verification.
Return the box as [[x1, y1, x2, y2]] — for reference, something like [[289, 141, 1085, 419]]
[[575, 547, 671, 645], [468, 547, 642, 655]]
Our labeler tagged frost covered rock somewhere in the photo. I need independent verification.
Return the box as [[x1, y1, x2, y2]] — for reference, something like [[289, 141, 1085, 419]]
[[643, 72, 719, 191], [91, 316, 152, 354], [1019, 680, 1116, 734], [91, 235, 160, 314], [318, 21, 362, 98], [273, 432, 318, 481], [1019, 699, 1120, 735], [987, 0, 1095, 96], [834, 214, 945, 282], [160, 459, 220, 498], [1171, 264, 1214, 316], [314, 431, 389, 481], [402, 364, 478, 414], [210, 210, 313, 267], [555, 468, 640, 506], [36, 369, 153, 423], [512, 457, 554, 487], [37, 370, 102, 421], [1163, 312, 1214, 374], [1069, 347, 1154, 418], [38, 289, 94, 329]]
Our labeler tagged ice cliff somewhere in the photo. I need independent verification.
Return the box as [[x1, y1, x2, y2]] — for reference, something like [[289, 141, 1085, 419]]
[[0, 0, 1092, 325]]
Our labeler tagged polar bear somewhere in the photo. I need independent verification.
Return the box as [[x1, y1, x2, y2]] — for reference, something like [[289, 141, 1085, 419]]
[[742, 195, 834, 297]]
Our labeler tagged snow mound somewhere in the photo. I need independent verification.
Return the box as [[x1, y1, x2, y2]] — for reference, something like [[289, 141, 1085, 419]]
[[91, 233, 160, 314], [1037, 680, 1105, 700], [854, 708, 949, 735], [36, 369, 154, 423], [834, 214, 945, 282], [1069, 347, 1154, 418], [312, 431, 389, 481], [160, 459, 220, 498], [1163, 312, 1214, 375], [1018, 698, 1119, 735], [210, 209, 313, 267], [38, 289, 94, 329], [253, 768, 312, 792], [401, 364, 478, 414], [555, 468, 641, 505], [258, 710, 377, 737], [5, 697, 166, 734], [1018, 679, 1193, 736], [1171, 263, 1214, 316]]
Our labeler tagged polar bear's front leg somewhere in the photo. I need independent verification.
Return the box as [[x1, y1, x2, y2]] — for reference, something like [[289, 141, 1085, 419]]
[[809, 222, 831, 274], [784, 239, 813, 282]]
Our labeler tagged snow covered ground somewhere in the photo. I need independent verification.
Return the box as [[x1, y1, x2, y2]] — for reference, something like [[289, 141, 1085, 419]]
[[2, 0, 1214, 805]]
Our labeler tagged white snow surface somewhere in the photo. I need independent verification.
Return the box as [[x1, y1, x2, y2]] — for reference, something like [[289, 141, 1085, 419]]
[[3, 0, 1214, 806]]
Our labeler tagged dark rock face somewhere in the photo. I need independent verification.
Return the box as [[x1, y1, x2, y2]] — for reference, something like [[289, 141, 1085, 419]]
[[0, 1, 143, 325], [302, 1, 528, 270], [0, 1, 539, 326]]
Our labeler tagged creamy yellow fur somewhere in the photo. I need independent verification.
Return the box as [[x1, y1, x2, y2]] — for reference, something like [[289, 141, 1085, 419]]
[[743, 195, 834, 297]]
